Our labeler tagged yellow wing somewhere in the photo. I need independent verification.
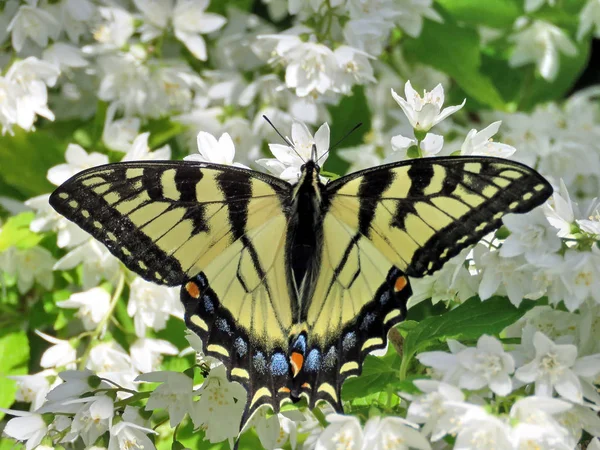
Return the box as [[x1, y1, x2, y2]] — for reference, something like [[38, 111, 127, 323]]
[[298, 156, 552, 408], [50, 161, 297, 420]]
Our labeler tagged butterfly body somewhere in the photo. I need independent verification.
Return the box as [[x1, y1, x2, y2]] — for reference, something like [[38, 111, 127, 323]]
[[50, 154, 552, 426]]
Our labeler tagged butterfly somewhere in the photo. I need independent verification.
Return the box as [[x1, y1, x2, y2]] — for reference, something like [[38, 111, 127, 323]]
[[49, 145, 552, 427]]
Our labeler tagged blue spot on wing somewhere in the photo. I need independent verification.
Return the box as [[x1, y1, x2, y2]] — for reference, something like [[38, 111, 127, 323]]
[[234, 337, 247, 357], [305, 349, 321, 372], [203, 295, 214, 313], [342, 332, 357, 351], [270, 353, 288, 376], [254, 351, 267, 374]]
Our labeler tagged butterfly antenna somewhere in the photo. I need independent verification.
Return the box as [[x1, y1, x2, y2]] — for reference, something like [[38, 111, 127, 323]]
[[262, 115, 306, 163], [316, 122, 363, 164]]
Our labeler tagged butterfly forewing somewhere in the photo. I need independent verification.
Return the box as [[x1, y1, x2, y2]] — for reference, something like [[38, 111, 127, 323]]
[[326, 156, 553, 277]]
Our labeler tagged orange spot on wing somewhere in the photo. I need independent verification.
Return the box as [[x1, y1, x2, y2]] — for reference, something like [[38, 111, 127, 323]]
[[185, 281, 200, 298], [394, 276, 407, 292], [290, 352, 304, 377], [278, 387, 291, 394], [301, 382, 311, 389]]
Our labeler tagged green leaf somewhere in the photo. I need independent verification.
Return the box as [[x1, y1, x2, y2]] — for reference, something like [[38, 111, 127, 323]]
[[400, 296, 535, 378], [342, 353, 400, 400], [0, 128, 65, 199], [404, 17, 506, 110], [0, 212, 42, 251], [146, 119, 186, 149], [437, 0, 521, 28], [0, 329, 30, 419]]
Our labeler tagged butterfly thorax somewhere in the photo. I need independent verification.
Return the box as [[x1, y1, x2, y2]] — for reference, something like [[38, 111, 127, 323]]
[[287, 160, 326, 316]]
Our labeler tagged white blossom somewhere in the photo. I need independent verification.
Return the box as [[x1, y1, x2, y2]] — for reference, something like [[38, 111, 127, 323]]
[[515, 331, 600, 403], [185, 131, 246, 167], [108, 421, 157, 450], [501, 209, 562, 264], [89, 6, 134, 52], [129, 338, 178, 373], [120, 132, 171, 162], [460, 121, 516, 158], [69, 395, 114, 447], [257, 121, 330, 181], [8, 370, 54, 410], [391, 81, 465, 131], [315, 414, 363, 449], [57, 287, 111, 331], [190, 364, 246, 444], [362, 416, 431, 450], [391, 132, 444, 159], [7, 3, 60, 52], [102, 102, 141, 152], [0, 246, 55, 293], [127, 277, 182, 338], [1, 410, 48, 450], [509, 19, 578, 82], [47, 144, 109, 186], [137, 371, 194, 427], [578, 0, 600, 40]]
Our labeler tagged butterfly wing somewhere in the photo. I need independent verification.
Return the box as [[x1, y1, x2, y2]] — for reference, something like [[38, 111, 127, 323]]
[[297, 156, 552, 408], [50, 161, 297, 419]]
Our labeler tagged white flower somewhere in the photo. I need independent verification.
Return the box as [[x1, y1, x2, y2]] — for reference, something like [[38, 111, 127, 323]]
[[121, 132, 171, 162], [558, 248, 600, 310], [343, 18, 394, 56], [509, 396, 574, 449], [129, 338, 178, 373], [475, 248, 537, 307], [460, 121, 516, 158], [134, 0, 226, 61], [393, 0, 443, 38], [404, 380, 465, 441], [56, 0, 95, 44], [127, 277, 182, 338], [544, 180, 576, 238], [3, 57, 59, 132], [456, 335, 515, 396], [9, 370, 54, 410], [509, 19, 578, 82], [1, 409, 48, 450], [500, 209, 562, 264], [26, 194, 87, 248], [578, 0, 600, 40], [35, 330, 77, 369], [0, 246, 55, 293], [108, 421, 158, 450], [96, 52, 153, 117], [391, 81, 465, 131], [257, 121, 330, 181], [249, 408, 304, 450], [417, 339, 464, 385], [285, 41, 339, 97], [136, 371, 194, 427], [42, 43, 88, 70], [101, 103, 140, 152], [57, 287, 111, 331], [333, 45, 376, 94], [185, 131, 246, 167], [44, 369, 109, 407], [54, 240, 121, 290], [89, 6, 134, 52], [391, 132, 444, 159], [453, 407, 513, 450], [515, 331, 600, 403], [315, 414, 363, 449], [7, 3, 60, 51], [362, 416, 431, 450], [191, 364, 246, 444], [69, 395, 114, 447], [87, 343, 137, 392], [47, 143, 109, 186]]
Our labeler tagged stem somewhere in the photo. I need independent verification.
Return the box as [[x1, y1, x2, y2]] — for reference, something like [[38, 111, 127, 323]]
[[114, 391, 151, 408], [78, 273, 125, 370], [398, 354, 411, 381], [311, 407, 329, 428]]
